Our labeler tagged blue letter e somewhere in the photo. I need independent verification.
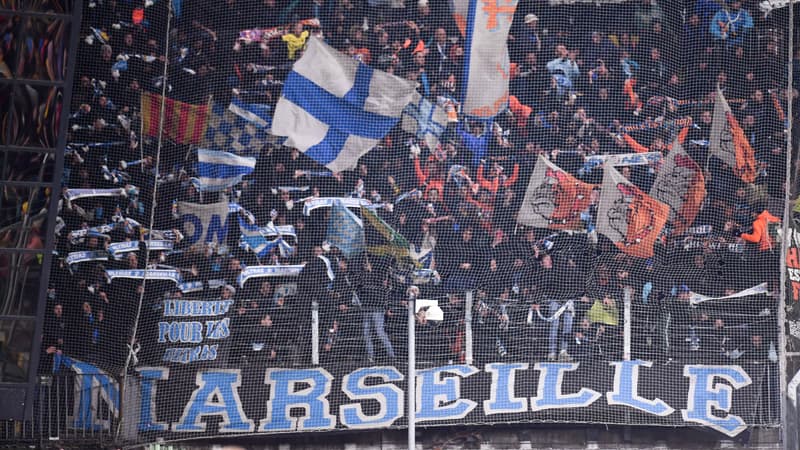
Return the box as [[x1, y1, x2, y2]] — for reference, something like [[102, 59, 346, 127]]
[[681, 365, 751, 437]]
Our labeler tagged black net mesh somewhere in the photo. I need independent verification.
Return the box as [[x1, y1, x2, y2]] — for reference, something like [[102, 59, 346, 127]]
[[38, 0, 796, 444]]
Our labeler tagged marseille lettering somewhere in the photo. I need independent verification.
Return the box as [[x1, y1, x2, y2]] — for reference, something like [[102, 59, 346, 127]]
[[136, 361, 751, 437], [158, 300, 234, 364]]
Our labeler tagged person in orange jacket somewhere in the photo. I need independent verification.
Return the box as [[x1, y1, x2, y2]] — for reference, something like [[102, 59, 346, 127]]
[[476, 162, 520, 195], [740, 208, 780, 252]]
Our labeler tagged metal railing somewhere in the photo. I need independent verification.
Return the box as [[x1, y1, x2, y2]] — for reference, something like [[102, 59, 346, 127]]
[[0, 373, 116, 448]]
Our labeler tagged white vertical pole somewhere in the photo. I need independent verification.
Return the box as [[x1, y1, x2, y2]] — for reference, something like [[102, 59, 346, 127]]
[[311, 300, 320, 365], [780, 2, 795, 446], [623, 287, 632, 361], [407, 296, 416, 450], [465, 291, 474, 365]]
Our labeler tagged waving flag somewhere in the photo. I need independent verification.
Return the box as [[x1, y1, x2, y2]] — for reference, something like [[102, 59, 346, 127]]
[[191, 149, 256, 192], [204, 99, 274, 155], [402, 92, 449, 150], [517, 155, 596, 230], [709, 88, 757, 183], [650, 139, 706, 235], [452, 0, 519, 118], [597, 166, 669, 258], [140, 92, 209, 145], [361, 206, 415, 268], [239, 218, 284, 261], [228, 97, 272, 129], [326, 200, 364, 258], [272, 37, 418, 172]]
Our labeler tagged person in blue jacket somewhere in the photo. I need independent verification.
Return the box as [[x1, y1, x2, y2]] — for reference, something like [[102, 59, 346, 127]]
[[709, 0, 753, 49]]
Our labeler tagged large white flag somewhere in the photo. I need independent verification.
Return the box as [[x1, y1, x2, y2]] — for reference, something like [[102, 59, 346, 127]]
[[272, 37, 418, 172], [452, 0, 519, 118]]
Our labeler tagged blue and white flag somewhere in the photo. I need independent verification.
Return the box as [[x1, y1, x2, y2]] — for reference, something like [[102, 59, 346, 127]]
[[192, 149, 257, 192], [402, 92, 449, 150], [238, 264, 305, 287], [204, 100, 273, 155], [452, 0, 519, 118], [272, 37, 418, 172], [239, 217, 297, 260], [239, 219, 282, 260], [326, 200, 364, 258], [228, 97, 272, 129]]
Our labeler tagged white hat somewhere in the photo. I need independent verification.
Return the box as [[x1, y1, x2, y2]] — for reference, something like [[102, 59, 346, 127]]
[[524, 14, 538, 24]]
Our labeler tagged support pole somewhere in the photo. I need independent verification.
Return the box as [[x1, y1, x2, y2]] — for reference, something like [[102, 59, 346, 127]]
[[781, 2, 795, 448], [623, 287, 632, 361], [407, 295, 416, 450], [312, 300, 320, 365], [465, 290, 474, 365]]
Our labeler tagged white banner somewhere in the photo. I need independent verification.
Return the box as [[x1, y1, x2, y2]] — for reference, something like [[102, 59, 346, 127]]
[[302, 197, 371, 216], [105, 269, 183, 285], [66, 250, 109, 266], [690, 283, 770, 306], [585, 152, 662, 167], [64, 188, 127, 201], [178, 201, 232, 248], [237, 265, 305, 287]]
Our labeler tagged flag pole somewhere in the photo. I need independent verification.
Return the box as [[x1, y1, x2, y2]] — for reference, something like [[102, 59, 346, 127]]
[[139, 101, 144, 173]]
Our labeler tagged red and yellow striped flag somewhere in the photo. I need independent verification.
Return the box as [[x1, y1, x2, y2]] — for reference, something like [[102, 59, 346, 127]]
[[140, 92, 210, 145]]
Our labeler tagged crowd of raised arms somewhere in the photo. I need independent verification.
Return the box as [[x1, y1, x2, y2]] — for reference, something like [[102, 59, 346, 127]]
[[9, 0, 792, 374]]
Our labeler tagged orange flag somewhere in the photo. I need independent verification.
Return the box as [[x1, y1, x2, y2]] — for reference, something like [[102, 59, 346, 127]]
[[140, 92, 210, 145], [597, 166, 669, 258], [650, 137, 706, 235], [709, 88, 758, 183], [517, 155, 597, 230]]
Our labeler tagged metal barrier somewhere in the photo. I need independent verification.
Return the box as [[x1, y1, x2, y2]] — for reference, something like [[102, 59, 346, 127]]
[[0, 374, 116, 449]]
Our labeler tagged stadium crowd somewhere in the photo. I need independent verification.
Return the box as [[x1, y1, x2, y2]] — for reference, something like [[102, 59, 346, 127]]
[[33, 0, 793, 373]]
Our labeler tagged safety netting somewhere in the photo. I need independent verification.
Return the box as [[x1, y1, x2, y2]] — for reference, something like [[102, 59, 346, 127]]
[[40, 0, 795, 445]]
